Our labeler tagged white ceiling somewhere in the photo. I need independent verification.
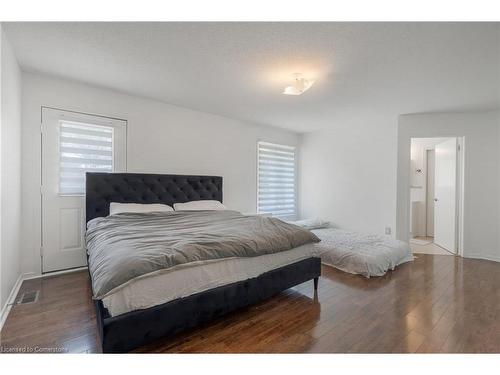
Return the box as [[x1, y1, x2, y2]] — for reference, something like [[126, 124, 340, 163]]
[[4, 22, 499, 132]]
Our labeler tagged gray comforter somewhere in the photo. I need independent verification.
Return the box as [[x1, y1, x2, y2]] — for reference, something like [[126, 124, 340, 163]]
[[86, 210, 319, 298]]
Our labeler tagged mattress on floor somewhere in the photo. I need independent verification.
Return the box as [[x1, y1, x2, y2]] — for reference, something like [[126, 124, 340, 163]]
[[311, 228, 413, 277], [102, 244, 319, 317]]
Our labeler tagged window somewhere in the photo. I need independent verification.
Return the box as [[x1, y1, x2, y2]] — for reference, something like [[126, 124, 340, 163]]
[[59, 121, 114, 195], [257, 141, 297, 218]]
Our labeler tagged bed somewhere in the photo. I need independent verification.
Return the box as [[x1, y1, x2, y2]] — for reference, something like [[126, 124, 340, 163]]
[[85, 172, 321, 353], [311, 227, 413, 277]]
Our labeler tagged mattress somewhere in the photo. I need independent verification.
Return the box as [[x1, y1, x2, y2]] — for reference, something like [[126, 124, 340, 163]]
[[87, 210, 319, 299], [312, 228, 413, 277], [102, 244, 319, 317]]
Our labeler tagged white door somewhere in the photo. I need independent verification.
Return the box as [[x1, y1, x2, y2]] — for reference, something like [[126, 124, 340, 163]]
[[434, 138, 457, 253], [41, 108, 127, 272]]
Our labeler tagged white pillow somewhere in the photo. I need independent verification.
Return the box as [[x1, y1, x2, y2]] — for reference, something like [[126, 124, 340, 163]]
[[173, 200, 227, 211], [290, 218, 330, 230], [109, 202, 174, 215]]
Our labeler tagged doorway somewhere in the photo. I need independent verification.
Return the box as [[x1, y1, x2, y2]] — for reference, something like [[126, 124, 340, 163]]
[[409, 137, 463, 255]]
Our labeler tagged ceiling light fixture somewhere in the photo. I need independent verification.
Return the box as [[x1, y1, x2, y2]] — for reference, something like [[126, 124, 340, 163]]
[[283, 73, 315, 96]]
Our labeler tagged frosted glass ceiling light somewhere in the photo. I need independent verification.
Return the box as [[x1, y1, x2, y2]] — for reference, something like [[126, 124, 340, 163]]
[[283, 73, 314, 95]]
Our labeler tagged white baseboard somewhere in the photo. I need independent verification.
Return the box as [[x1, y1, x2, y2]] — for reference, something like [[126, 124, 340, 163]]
[[0, 266, 88, 331], [0, 274, 24, 331], [22, 272, 40, 281], [464, 252, 500, 263], [23, 266, 88, 281]]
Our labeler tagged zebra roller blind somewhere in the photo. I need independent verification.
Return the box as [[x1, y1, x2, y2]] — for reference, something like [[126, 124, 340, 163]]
[[59, 121, 114, 195], [257, 141, 297, 218]]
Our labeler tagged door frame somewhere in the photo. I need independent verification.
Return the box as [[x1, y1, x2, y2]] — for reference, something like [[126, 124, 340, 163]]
[[40, 106, 128, 273], [456, 137, 465, 257]]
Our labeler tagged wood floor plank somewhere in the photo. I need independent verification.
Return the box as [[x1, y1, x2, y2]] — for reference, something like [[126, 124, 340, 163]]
[[1, 254, 499, 353]]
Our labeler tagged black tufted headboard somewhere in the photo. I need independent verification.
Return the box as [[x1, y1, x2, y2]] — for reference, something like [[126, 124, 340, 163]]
[[85, 172, 223, 223]]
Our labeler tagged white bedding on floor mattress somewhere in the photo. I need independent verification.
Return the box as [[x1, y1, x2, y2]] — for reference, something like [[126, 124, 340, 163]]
[[102, 244, 319, 317], [311, 228, 413, 277]]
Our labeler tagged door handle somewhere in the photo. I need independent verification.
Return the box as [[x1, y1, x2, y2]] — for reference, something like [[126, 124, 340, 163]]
[[434, 198, 438, 202]]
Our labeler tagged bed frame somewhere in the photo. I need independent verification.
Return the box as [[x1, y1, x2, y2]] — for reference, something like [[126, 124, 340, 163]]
[[86, 172, 321, 353]]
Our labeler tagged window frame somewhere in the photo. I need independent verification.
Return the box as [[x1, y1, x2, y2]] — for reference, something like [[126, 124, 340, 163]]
[[256, 140, 298, 220], [43, 108, 127, 197]]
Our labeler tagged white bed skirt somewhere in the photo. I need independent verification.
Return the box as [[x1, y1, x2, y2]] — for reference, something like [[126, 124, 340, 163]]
[[103, 244, 319, 317]]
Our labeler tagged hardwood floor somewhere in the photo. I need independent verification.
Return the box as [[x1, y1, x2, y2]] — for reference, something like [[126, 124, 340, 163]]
[[1, 254, 499, 353]]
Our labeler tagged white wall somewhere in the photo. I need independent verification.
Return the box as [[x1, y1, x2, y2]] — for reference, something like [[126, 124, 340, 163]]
[[300, 110, 500, 262], [300, 117, 398, 236], [397, 111, 500, 262], [21, 72, 299, 276], [0, 27, 22, 318]]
